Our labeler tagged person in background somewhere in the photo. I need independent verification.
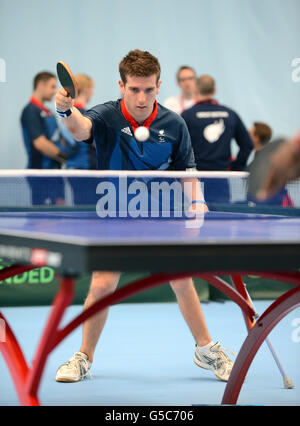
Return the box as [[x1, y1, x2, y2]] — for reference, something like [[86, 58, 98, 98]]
[[20, 71, 67, 169], [61, 74, 97, 170], [20, 72, 68, 205], [181, 74, 253, 206], [163, 66, 197, 114], [182, 75, 253, 172], [249, 122, 272, 157], [247, 123, 294, 207], [58, 74, 98, 206], [257, 129, 300, 200]]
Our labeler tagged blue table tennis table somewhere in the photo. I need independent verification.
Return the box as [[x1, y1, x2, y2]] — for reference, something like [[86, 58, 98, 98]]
[[0, 173, 300, 406]]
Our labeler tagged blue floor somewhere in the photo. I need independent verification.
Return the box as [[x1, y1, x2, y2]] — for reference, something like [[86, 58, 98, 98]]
[[0, 301, 299, 406]]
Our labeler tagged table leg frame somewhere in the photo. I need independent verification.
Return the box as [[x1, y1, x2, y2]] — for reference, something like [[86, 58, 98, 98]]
[[0, 266, 299, 406], [222, 285, 300, 404], [0, 265, 74, 406]]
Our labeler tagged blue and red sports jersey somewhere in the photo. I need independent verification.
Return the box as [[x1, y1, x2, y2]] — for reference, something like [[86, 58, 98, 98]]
[[181, 100, 253, 171], [83, 99, 196, 171], [20, 97, 63, 169]]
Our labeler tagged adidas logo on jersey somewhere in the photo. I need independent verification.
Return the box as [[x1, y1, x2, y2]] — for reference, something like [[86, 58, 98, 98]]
[[121, 127, 133, 136]]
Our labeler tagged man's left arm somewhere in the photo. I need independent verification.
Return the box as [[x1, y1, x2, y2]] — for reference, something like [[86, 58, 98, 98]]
[[231, 113, 253, 170], [174, 119, 208, 213]]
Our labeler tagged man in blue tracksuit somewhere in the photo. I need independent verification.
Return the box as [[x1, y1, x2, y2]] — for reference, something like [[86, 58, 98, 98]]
[[182, 75, 253, 203], [20, 72, 68, 169], [182, 75, 253, 172], [20, 72, 69, 204]]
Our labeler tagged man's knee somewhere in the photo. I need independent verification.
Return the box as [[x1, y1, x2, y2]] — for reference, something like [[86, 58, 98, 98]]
[[169, 277, 194, 295], [88, 271, 121, 298]]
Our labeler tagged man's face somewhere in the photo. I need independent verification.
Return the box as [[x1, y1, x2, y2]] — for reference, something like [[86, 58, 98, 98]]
[[177, 69, 196, 97], [249, 126, 261, 151], [40, 77, 57, 102], [119, 74, 161, 123]]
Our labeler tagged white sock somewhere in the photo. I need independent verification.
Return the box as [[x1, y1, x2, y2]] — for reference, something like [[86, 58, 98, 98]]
[[196, 341, 214, 354]]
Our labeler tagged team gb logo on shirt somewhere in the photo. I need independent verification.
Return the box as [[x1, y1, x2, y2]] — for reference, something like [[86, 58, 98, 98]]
[[203, 119, 225, 143]]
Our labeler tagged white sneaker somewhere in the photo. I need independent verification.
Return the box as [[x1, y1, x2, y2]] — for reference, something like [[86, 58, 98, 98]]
[[194, 342, 235, 382], [56, 352, 92, 383]]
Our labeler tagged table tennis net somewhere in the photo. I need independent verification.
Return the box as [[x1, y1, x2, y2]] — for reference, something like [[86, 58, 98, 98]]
[[0, 170, 299, 217]]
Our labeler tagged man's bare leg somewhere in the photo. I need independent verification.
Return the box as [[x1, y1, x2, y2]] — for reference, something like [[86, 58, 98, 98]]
[[80, 271, 121, 362], [170, 277, 235, 382], [170, 277, 211, 346], [80, 274, 211, 361], [56, 273, 233, 383]]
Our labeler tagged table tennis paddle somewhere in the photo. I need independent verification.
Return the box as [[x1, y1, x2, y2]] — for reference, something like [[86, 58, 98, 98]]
[[247, 138, 286, 199], [56, 61, 78, 99]]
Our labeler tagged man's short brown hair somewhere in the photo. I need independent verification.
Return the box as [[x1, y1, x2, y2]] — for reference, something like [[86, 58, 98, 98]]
[[253, 122, 272, 145], [119, 49, 161, 84], [33, 71, 56, 90]]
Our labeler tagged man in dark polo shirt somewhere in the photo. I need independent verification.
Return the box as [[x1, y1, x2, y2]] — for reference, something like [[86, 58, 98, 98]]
[[20, 72, 68, 205], [54, 50, 234, 385], [20, 71, 67, 169], [182, 75, 253, 172], [182, 75, 253, 204]]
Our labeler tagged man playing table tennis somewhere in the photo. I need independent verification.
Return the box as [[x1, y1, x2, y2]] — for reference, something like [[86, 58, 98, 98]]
[[54, 49, 234, 383]]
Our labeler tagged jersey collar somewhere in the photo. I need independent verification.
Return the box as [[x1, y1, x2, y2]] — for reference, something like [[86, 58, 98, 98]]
[[30, 97, 51, 116], [121, 98, 158, 132], [197, 98, 218, 105]]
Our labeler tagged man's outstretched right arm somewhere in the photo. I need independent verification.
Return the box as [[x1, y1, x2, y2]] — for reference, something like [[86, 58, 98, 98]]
[[55, 88, 92, 141]]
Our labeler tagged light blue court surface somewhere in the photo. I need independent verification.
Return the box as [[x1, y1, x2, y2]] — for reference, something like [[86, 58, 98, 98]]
[[0, 301, 299, 406]]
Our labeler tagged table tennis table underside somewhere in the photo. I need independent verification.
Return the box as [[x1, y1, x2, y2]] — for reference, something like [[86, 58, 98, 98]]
[[0, 227, 300, 406]]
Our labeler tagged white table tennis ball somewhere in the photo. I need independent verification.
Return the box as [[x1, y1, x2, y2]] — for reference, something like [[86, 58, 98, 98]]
[[134, 126, 149, 142]]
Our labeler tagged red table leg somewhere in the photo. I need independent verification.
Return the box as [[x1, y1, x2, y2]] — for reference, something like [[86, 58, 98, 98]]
[[0, 266, 74, 406], [0, 313, 39, 406], [1, 267, 299, 406], [230, 274, 256, 329], [0, 265, 37, 280], [25, 277, 74, 398], [222, 285, 300, 405], [49, 272, 255, 352], [0, 265, 39, 405]]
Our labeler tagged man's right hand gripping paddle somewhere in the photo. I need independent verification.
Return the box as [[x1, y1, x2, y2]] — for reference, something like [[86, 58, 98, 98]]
[[56, 61, 78, 117]]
